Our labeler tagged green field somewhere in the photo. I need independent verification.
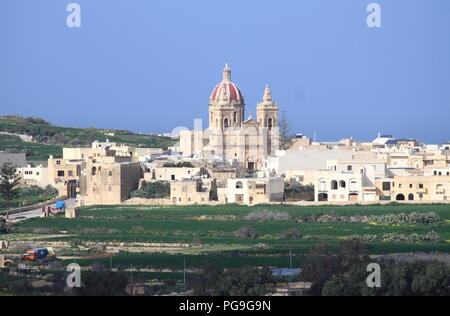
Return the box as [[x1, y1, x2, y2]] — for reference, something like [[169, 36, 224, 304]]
[[0, 115, 176, 162], [11, 204, 450, 271], [0, 134, 63, 162]]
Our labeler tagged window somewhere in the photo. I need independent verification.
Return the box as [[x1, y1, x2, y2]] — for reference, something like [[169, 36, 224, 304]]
[[382, 182, 391, 191], [108, 186, 112, 192], [68, 170, 73, 177], [331, 180, 338, 190], [349, 179, 358, 191], [236, 181, 244, 189], [57, 171, 65, 177], [171, 175, 176, 181], [108, 171, 113, 177], [56, 160, 61, 165], [347, 165, 352, 171], [319, 179, 326, 191], [409, 184, 413, 189], [418, 183, 424, 189], [340, 180, 346, 188]]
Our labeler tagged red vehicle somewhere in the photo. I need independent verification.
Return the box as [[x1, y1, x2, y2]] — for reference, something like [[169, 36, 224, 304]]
[[20, 248, 55, 262]]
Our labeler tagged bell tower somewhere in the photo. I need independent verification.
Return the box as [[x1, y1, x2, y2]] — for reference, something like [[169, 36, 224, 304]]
[[257, 85, 278, 130]]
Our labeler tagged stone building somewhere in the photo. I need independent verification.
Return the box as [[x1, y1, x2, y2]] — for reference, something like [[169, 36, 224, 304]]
[[0, 152, 26, 167], [180, 65, 280, 170], [79, 156, 142, 206], [47, 156, 82, 197], [170, 179, 212, 205], [376, 175, 450, 202], [221, 177, 284, 205], [18, 165, 50, 187], [145, 167, 201, 182]]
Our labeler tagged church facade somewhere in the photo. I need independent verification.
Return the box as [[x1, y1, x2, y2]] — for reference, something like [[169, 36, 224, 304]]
[[180, 65, 280, 170]]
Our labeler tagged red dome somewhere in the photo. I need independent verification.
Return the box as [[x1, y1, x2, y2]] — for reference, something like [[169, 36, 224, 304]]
[[209, 65, 244, 102], [210, 82, 243, 102]]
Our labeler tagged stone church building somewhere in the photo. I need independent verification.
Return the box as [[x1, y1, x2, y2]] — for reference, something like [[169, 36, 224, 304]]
[[180, 65, 280, 170]]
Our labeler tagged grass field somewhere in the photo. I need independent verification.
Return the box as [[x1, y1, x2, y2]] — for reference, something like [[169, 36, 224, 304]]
[[0, 194, 57, 212], [0, 134, 63, 162], [0, 115, 176, 151], [10, 204, 450, 271]]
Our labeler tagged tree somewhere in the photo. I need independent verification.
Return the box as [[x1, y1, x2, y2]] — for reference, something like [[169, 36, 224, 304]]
[[72, 271, 128, 296], [279, 111, 294, 150], [297, 241, 368, 296], [191, 266, 274, 296], [0, 163, 21, 213], [131, 181, 170, 199], [0, 218, 10, 234], [322, 261, 450, 296]]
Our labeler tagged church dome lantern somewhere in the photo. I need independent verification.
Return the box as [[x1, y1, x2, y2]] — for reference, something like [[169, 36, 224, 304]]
[[209, 64, 244, 103]]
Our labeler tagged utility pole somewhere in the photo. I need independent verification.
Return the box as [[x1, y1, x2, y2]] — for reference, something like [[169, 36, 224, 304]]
[[183, 258, 186, 289], [289, 245, 292, 269], [130, 263, 133, 284]]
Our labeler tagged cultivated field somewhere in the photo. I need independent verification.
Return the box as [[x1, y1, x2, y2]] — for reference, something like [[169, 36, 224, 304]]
[[4, 203, 449, 281]]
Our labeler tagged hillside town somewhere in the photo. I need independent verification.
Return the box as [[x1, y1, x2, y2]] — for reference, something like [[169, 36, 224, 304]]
[[2, 66, 450, 210]]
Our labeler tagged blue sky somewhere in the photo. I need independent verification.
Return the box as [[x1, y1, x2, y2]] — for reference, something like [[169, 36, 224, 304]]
[[1, 0, 449, 143]]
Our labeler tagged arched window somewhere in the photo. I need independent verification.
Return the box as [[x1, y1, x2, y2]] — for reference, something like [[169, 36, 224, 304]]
[[408, 193, 414, 201], [396, 194, 405, 201], [339, 180, 346, 188], [91, 167, 97, 176], [319, 179, 326, 191], [224, 119, 229, 128], [268, 118, 273, 130], [331, 180, 338, 190], [236, 181, 243, 189]]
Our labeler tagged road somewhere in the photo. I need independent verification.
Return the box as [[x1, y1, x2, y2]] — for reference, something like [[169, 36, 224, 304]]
[[7, 199, 77, 220]]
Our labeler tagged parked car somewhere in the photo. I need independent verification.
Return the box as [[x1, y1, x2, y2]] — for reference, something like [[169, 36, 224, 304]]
[[20, 248, 56, 262]]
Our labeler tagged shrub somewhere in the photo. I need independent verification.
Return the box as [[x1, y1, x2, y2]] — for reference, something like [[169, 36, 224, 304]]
[[280, 228, 300, 239], [295, 212, 441, 225], [245, 209, 291, 222], [347, 231, 440, 243], [18, 185, 58, 198], [233, 226, 259, 239], [131, 181, 170, 199], [162, 162, 194, 168], [285, 183, 314, 194]]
